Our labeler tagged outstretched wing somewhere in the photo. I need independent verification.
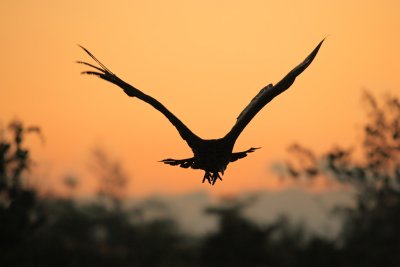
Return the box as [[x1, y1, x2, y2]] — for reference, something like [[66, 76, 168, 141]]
[[230, 147, 260, 162], [77, 46, 201, 149], [225, 39, 324, 141]]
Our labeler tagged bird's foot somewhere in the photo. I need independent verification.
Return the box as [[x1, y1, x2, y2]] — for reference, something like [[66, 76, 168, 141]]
[[202, 171, 223, 185]]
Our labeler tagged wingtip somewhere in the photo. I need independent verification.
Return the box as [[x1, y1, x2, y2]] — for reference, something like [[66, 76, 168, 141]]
[[313, 38, 325, 53], [322, 34, 331, 42], [314, 36, 328, 53], [77, 45, 114, 75], [77, 44, 89, 53], [80, 71, 102, 76], [300, 37, 325, 69]]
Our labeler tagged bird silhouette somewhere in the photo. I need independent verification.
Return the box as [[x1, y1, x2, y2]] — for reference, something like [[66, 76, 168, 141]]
[[78, 39, 324, 185]]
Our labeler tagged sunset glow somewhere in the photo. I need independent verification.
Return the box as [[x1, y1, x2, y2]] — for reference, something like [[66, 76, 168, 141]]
[[1, 1, 400, 196]]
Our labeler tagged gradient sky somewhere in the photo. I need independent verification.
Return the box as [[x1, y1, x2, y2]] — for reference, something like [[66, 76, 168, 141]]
[[1, 1, 399, 197]]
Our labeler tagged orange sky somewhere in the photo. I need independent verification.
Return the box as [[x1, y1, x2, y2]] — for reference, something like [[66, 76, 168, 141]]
[[1, 1, 400, 197]]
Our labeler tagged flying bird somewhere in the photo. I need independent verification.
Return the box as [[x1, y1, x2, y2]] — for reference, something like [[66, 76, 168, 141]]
[[78, 39, 324, 185]]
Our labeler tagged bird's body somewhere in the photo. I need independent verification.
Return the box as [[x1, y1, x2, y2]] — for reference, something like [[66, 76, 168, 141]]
[[161, 137, 256, 184], [78, 39, 324, 185], [163, 138, 235, 183]]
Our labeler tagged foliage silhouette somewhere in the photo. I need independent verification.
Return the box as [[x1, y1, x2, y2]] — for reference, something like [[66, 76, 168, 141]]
[[0, 120, 44, 247], [199, 196, 340, 267], [283, 91, 400, 266]]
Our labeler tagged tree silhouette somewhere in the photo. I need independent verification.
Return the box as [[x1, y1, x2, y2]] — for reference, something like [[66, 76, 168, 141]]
[[282, 91, 400, 266], [0, 120, 44, 246], [200, 195, 340, 267], [200, 196, 268, 266]]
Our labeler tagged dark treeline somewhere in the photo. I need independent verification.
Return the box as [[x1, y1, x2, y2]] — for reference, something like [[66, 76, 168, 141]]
[[1, 92, 400, 267]]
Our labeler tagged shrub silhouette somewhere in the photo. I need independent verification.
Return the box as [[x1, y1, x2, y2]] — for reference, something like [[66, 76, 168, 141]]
[[283, 91, 400, 266], [0, 120, 44, 246]]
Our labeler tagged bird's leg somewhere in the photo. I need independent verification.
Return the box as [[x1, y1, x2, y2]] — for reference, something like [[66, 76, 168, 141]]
[[211, 172, 223, 185], [202, 171, 223, 185], [202, 172, 212, 184]]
